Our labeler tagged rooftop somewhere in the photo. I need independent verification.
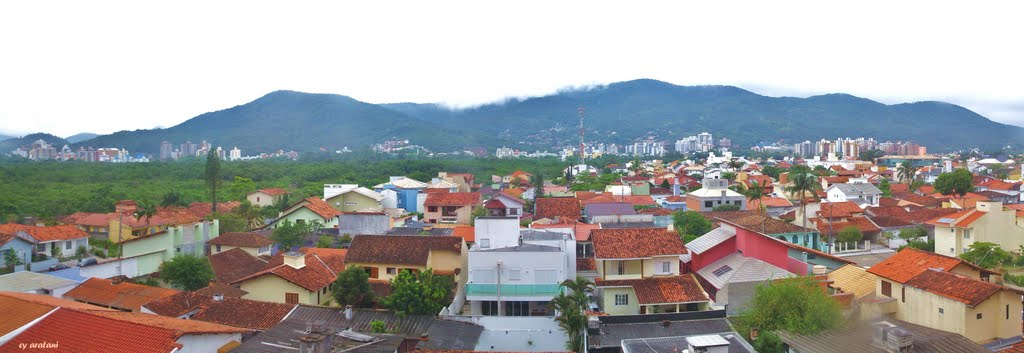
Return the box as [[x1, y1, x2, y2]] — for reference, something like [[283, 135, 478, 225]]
[[621, 334, 754, 353], [534, 197, 582, 221], [778, 319, 988, 353], [347, 234, 463, 266], [0, 308, 185, 353], [232, 253, 337, 291], [866, 247, 993, 283], [425, 192, 481, 206], [0, 223, 88, 242], [687, 227, 736, 255], [64, 277, 180, 311], [591, 228, 685, 259], [695, 253, 794, 290], [208, 247, 269, 283], [206, 232, 274, 247], [904, 269, 1015, 307], [0, 271, 78, 292], [597, 275, 709, 305], [588, 318, 734, 350], [145, 292, 296, 330]]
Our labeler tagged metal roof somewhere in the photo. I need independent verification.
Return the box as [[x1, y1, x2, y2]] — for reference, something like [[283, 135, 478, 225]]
[[0, 271, 78, 292], [686, 227, 736, 255], [695, 253, 794, 289]]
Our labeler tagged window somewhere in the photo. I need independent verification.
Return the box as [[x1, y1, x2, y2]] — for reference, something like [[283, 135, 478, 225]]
[[258, 245, 270, 254], [322, 287, 327, 294], [508, 269, 521, 281], [938, 308, 944, 314], [617, 261, 626, 275], [881, 281, 892, 297], [386, 267, 397, 275], [614, 294, 629, 306], [963, 230, 971, 239], [216, 244, 221, 252], [509, 208, 519, 215], [65, 241, 72, 250], [479, 239, 490, 249], [977, 313, 983, 320], [901, 287, 905, 303], [256, 196, 261, 202], [704, 201, 713, 208], [344, 201, 358, 206], [659, 261, 671, 274], [1007, 305, 1010, 320], [36, 244, 45, 252], [428, 206, 438, 212], [285, 293, 299, 304]]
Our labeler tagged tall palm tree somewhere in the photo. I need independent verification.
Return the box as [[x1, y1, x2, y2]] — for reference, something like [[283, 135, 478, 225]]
[[744, 181, 767, 214], [553, 277, 594, 353], [133, 201, 157, 228], [727, 159, 745, 171], [897, 161, 914, 187], [205, 149, 221, 214], [785, 171, 822, 245]]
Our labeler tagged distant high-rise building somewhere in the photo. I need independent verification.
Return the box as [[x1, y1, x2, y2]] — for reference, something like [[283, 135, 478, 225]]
[[229, 147, 241, 161], [160, 141, 173, 160]]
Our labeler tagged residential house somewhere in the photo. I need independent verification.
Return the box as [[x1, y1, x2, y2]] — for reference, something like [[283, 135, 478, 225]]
[[324, 185, 385, 213], [0, 292, 247, 353], [483, 192, 525, 218], [208, 247, 269, 284], [685, 178, 746, 212], [232, 249, 344, 305], [975, 179, 1022, 203], [424, 192, 481, 225], [779, 319, 990, 353], [374, 176, 429, 213], [207, 232, 273, 256], [82, 218, 220, 278], [466, 217, 575, 316], [345, 234, 467, 281], [142, 291, 296, 332], [621, 176, 651, 196], [745, 196, 794, 217], [246, 188, 289, 207], [583, 202, 638, 224], [0, 271, 79, 297], [0, 231, 35, 270], [812, 200, 882, 244], [591, 228, 711, 315], [826, 182, 883, 207], [267, 197, 341, 229], [826, 264, 879, 301], [866, 248, 1019, 344], [928, 201, 1024, 257], [701, 211, 822, 251], [336, 212, 392, 236], [64, 277, 180, 312], [658, 195, 687, 211], [534, 197, 582, 222], [0, 224, 90, 259], [434, 172, 475, 192], [493, 170, 532, 186]]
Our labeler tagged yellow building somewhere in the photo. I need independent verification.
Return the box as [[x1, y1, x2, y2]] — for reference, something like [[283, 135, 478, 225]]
[[324, 187, 384, 213], [344, 235, 467, 282], [866, 248, 1019, 344], [233, 251, 343, 305], [207, 232, 273, 256], [591, 228, 711, 315], [928, 201, 1024, 257]]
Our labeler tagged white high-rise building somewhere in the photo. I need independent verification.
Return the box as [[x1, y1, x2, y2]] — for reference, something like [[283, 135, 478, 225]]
[[229, 147, 241, 161]]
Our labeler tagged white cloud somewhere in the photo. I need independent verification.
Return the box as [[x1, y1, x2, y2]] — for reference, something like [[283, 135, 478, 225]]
[[0, 0, 1022, 136]]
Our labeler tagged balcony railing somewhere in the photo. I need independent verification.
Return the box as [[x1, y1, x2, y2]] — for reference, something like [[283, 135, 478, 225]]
[[440, 216, 459, 224], [603, 273, 643, 280], [466, 283, 563, 297]]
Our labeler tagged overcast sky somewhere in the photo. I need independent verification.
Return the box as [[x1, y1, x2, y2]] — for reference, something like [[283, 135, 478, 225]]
[[2, 1, 1022, 137]]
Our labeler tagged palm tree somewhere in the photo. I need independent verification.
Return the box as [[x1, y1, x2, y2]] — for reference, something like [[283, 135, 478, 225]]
[[744, 181, 767, 214], [205, 149, 221, 214], [630, 157, 643, 176], [553, 277, 594, 353], [897, 161, 914, 187], [236, 201, 265, 230], [727, 159, 745, 171], [785, 171, 822, 246], [133, 201, 157, 227]]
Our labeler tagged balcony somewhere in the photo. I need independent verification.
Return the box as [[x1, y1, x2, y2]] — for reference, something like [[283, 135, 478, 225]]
[[603, 273, 643, 280], [440, 216, 459, 224], [466, 283, 563, 298]]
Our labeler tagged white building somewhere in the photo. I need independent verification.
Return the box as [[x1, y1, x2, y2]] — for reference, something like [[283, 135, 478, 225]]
[[825, 183, 882, 208], [229, 147, 241, 161], [467, 217, 576, 316]]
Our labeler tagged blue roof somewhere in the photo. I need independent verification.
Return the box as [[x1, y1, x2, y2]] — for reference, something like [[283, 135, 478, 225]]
[[47, 267, 89, 283]]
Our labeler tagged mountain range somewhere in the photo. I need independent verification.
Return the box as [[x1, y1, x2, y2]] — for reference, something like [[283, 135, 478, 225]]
[[14, 79, 1024, 155]]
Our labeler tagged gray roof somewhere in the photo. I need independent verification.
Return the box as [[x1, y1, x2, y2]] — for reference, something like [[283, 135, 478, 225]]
[[778, 319, 989, 353], [832, 183, 882, 196], [695, 253, 794, 289], [231, 317, 407, 353], [478, 244, 562, 253], [621, 333, 755, 353], [520, 229, 567, 241], [588, 318, 733, 349], [385, 227, 454, 236], [0, 271, 78, 292], [285, 306, 435, 338], [417, 318, 484, 350], [686, 227, 736, 255], [584, 202, 637, 217]]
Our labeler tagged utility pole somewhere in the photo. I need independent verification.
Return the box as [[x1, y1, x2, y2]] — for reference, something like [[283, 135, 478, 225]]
[[578, 106, 585, 167]]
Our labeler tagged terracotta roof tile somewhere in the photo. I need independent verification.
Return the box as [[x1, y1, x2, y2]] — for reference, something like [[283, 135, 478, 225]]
[[193, 283, 249, 298], [90, 310, 250, 334], [903, 269, 1008, 307], [255, 188, 289, 196], [346, 235, 463, 266], [452, 225, 475, 243], [0, 224, 88, 242], [185, 201, 241, 219], [746, 197, 793, 210], [299, 197, 342, 220], [207, 232, 274, 247], [596, 275, 708, 304], [61, 211, 116, 227], [530, 221, 599, 242], [576, 258, 597, 271], [591, 228, 685, 259], [144, 292, 293, 331], [925, 209, 978, 227], [637, 207, 674, 216], [893, 192, 942, 207], [64, 277, 180, 311], [0, 291, 113, 312], [535, 197, 582, 221], [867, 248, 973, 283], [812, 216, 880, 235], [0, 296, 57, 336], [0, 309, 184, 353], [297, 247, 347, 272], [664, 195, 686, 202], [903, 207, 959, 224], [702, 211, 814, 235], [209, 248, 268, 283], [424, 192, 480, 207], [816, 201, 864, 218], [233, 253, 337, 291], [619, 195, 656, 206]]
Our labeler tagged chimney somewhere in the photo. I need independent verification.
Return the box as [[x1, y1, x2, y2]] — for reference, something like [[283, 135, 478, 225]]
[[779, 172, 790, 185], [283, 252, 306, 269], [213, 293, 224, 302]]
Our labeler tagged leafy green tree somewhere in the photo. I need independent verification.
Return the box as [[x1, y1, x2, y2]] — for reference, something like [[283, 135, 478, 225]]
[[721, 172, 737, 181], [712, 204, 741, 211], [934, 168, 974, 199], [205, 149, 222, 214], [531, 171, 544, 194], [784, 170, 822, 242], [133, 200, 157, 225], [897, 226, 928, 243], [160, 190, 187, 207], [836, 226, 863, 244], [877, 178, 892, 197], [316, 235, 335, 248], [159, 254, 214, 291], [3, 249, 24, 270], [744, 181, 766, 213], [552, 277, 594, 353], [761, 165, 783, 179], [226, 176, 257, 202], [909, 180, 925, 193], [331, 266, 375, 308], [734, 277, 843, 353], [897, 161, 915, 186], [381, 269, 453, 315], [271, 220, 314, 251], [470, 206, 487, 226], [369, 320, 387, 333], [75, 246, 88, 261], [234, 200, 266, 230], [812, 165, 832, 176], [673, 210, 712, 243], [959, 242, 1012, 269], [859, 149, 885, 162]]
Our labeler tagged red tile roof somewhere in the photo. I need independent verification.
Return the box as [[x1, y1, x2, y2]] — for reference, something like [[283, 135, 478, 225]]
[[207, 232, 274, 247], [120, 207, 205, 228], [255, 188, 289, 196], [346, 235, 463, 266], [144, 292, 294, 331], [577, 258, 597, 271], [424, 192, 481, 206], [0, 291, 114, 312], [209, 248, 269, 284], [530, 221, 600, 242], [893, 192, 942, 207], [591, 228, 685, 259], [452, 225, 475, 243], [193, 283, 249, 298], [664, 195, 685, 202], [978, 179, 1020, 191], [746, 197, 793, 210], [865, 206, 910, 219], [90, 310, 250, 334], [812, 216, 880, 235], [816, 201, 864, 218], [534, 197, 582, 221], [185, 201, 241, 219], [0, 224, 88, 242], [0, 308, 184, 353], [61, 211, 117, 227], [867, 248, 982, 283], [925, 209, 980, 228], [903, 207, 959, 224], [0, 295, 59, 336], [64, 277, 180, 311], [233, 253, 337, 291], [637, 207, 674, 216], [597, 275, 709, 304], [619, 195, 656, 207], [296, 247, 347, 272], [298, 197, 342, 220], [903, 269, 1009, 307]]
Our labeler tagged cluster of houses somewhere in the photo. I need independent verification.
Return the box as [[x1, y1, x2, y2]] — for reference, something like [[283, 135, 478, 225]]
[[4, 152, 1024, 352]]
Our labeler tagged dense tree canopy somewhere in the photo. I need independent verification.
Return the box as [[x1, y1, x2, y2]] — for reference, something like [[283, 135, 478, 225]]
[[934, 168, 974, 198], [331, 266, 374, 308], [673, 210, 712, 243], [960, 242, 1012, 269], [381, 269, 453, 315], [159, 254, 214, 291], [734, 277, 844, 353]]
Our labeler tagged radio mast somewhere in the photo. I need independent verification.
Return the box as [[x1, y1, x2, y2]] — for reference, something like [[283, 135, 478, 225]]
[[578, 106, 585, 166]]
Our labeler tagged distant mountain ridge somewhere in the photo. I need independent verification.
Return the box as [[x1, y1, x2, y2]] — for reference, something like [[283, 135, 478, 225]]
[[0, 133, 68, 153], [24, 79, 1022, 154], [65, 133, 98, 144]]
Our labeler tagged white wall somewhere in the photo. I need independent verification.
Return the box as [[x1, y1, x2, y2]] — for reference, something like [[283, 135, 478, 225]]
[[474, 218, 521, 250], [79, 257, 139, 279], [176, 333, 241, 353]]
